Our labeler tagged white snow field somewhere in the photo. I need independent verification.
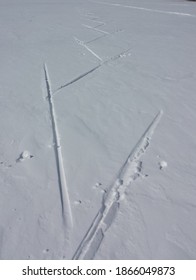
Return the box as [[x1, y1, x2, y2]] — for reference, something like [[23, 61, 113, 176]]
[[0, 0, 196, 260]]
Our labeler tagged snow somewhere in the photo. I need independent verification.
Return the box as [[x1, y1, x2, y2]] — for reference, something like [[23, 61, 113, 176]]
[[159, 160, 168, 170], [17, 150, 33, 162], [0, 0, 196, 260]]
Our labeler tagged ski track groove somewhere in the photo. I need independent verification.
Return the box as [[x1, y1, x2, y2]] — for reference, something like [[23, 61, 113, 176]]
[[85, 29, 123, 45], [93, 23, 106, 28], [43, 63, 73, 230], [52, 16, 128, 95], [53, 65, 101, 95], [85, 34, 107, 44], [74, 36, 103, 62], [82, 24, 110, 35], [89, 0, 196, 17], [72, 110, 163, 260], [84, 18, 106, 27], [53, 48, 131, 96]]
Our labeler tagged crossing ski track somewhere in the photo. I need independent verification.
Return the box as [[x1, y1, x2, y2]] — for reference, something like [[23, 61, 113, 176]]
[[53, 48, 131, 96], [74, 36, 103, 62], [43, 63, 73, 231], [84, 18, 106, 29], [85, 34, 107, 44], [72, 110, 163, 260], [82, 24, 110, 35], [1, 0, 196, 261], [89, 1, 196, 18]]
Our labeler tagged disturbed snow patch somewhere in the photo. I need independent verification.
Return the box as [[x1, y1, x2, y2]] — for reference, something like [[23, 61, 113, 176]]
[[159, 160, 168, 170], [17, 150, 33, 162]]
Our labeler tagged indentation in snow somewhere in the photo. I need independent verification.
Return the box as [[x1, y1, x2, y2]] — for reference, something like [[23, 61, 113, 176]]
[[159, 160, 168, 170], [17, 150, 33, 162]]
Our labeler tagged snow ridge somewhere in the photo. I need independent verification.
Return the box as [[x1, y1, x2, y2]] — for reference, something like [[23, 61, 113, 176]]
[[72, 110, 163, 260], [43, 63, 73, 230]]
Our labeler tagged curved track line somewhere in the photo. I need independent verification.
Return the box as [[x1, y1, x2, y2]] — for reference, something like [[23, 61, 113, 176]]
[[44, 63, 73, 230], [72, 110, 163, 259]]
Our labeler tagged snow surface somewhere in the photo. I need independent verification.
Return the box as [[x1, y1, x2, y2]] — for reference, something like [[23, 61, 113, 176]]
[[0, 0, 196, 260]]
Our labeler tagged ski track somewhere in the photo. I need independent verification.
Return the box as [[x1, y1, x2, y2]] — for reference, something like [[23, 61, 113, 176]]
[[53, 48, 131, 96], [85, 28, 123, 45], [93, 23, 106, 28], [82, 15, 108, 43], [84, 17, 106, 27], [103, 47, 131, 64], [82, 24, 110, 35], [43, 63, 73, 230], [52, 16, 129, 95], [74, 36, 103, 62], [89, 1, 196, 18], [85, 34, 107, 45], [72, 110, 163, 260], [53, 65, 101, 95]]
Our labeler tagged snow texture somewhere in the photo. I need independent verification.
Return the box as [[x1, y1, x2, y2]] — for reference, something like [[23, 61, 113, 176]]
[[0, 0, 196, 260]]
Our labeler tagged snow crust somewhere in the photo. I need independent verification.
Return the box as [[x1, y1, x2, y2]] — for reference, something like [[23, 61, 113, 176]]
[[0, 0, 196, 259]]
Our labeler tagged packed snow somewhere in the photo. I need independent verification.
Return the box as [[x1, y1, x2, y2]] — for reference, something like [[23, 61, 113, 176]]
[[0, 0, 196, 260]]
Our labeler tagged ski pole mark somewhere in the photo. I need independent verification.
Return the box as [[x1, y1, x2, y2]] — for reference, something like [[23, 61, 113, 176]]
[[74, 36, 103, 62], [53, 48, 131, 96], [89, 0, 196, 17], [72, 110, 163, 259], [43, 63, 73, 229]]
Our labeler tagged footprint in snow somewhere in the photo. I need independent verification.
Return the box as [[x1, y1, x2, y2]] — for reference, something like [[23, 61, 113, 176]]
[[93, 182, 107, 193], [159, 160, 168, 170], [17, 150, 34, 162]]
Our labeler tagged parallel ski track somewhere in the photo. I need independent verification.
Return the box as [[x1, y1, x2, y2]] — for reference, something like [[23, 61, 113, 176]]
[[44, 63, 73, 230], [72, 111, 163, 259]]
